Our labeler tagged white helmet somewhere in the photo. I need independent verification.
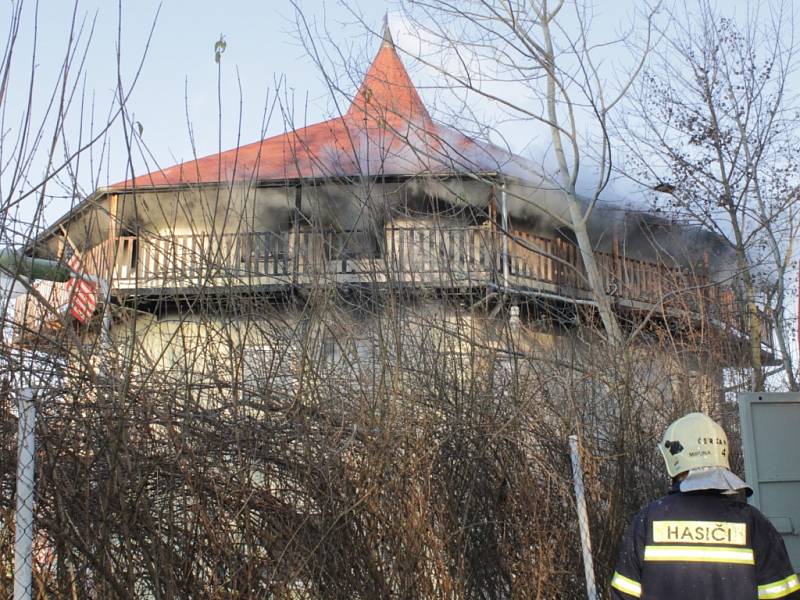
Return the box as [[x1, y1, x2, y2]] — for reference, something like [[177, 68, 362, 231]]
[[659, 412, 730, 478]]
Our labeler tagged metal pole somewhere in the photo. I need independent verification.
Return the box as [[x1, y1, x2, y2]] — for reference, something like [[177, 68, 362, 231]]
[[14, 388, 36, 600], [569, 434, 598, 600]]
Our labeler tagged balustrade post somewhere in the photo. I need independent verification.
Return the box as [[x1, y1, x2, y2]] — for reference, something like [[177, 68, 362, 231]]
[[105, 193, 119, 287]]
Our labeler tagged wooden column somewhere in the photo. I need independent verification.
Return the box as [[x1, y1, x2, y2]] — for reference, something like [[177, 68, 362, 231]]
[[106, 193, 119, 281]]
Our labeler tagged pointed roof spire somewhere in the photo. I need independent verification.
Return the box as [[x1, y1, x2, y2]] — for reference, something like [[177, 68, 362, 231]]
[[382, 13, 395, 48], [346, 18, 431, 129]]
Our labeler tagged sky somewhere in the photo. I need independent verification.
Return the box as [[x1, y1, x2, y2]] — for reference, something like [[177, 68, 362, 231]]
[[1, 0, 388, 231], [0, 0, 796, 230]]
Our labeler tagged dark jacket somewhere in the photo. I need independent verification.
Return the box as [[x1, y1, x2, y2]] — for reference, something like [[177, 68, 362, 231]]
[[611, 489, 799, 599]]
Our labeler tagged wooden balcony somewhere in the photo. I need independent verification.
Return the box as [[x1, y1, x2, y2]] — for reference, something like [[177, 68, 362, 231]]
[[12, 226, 770, 351], [104, 228, 715, 299], [100, 227, 500, 290]]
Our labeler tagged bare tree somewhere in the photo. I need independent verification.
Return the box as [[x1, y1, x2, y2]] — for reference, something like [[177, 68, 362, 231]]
[[619, 0, 800, 391], [393, 0, 667, 344]]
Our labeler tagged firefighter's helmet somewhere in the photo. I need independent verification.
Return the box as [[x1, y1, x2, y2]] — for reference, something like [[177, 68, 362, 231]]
[[659, 412, 730, 478]]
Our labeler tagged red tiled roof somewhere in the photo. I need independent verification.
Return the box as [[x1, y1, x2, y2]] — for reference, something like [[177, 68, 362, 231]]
[[113, 31, 513, 190]]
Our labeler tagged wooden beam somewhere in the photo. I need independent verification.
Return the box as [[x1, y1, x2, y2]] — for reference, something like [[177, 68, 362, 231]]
[[106, 193, 119, 280]]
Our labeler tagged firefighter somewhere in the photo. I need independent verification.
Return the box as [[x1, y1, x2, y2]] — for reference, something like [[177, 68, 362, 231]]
[[611, 412, 799, 599]]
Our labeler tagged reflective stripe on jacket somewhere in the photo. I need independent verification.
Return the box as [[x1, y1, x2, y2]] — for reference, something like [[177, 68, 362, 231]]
[[611, 489, 799, 599]]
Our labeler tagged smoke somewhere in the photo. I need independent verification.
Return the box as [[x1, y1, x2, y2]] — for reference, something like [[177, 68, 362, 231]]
[[113, 177, 734, 282], [102, 111, 735, 281]]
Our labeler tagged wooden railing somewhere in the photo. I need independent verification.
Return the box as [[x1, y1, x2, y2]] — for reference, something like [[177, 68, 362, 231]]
[[108, 227, 503, 288], [384, 226, 499, 282], [12, 225, 769, 350], [507, 230, 581, 289], [114, 231, 292, 282]]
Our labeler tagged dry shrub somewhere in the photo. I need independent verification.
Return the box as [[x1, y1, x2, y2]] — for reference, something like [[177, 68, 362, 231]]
[[0, 292, 730, 599]]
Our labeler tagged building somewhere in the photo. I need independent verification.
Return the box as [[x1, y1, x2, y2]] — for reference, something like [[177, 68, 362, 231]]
[[13, 26, 768, 411]]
